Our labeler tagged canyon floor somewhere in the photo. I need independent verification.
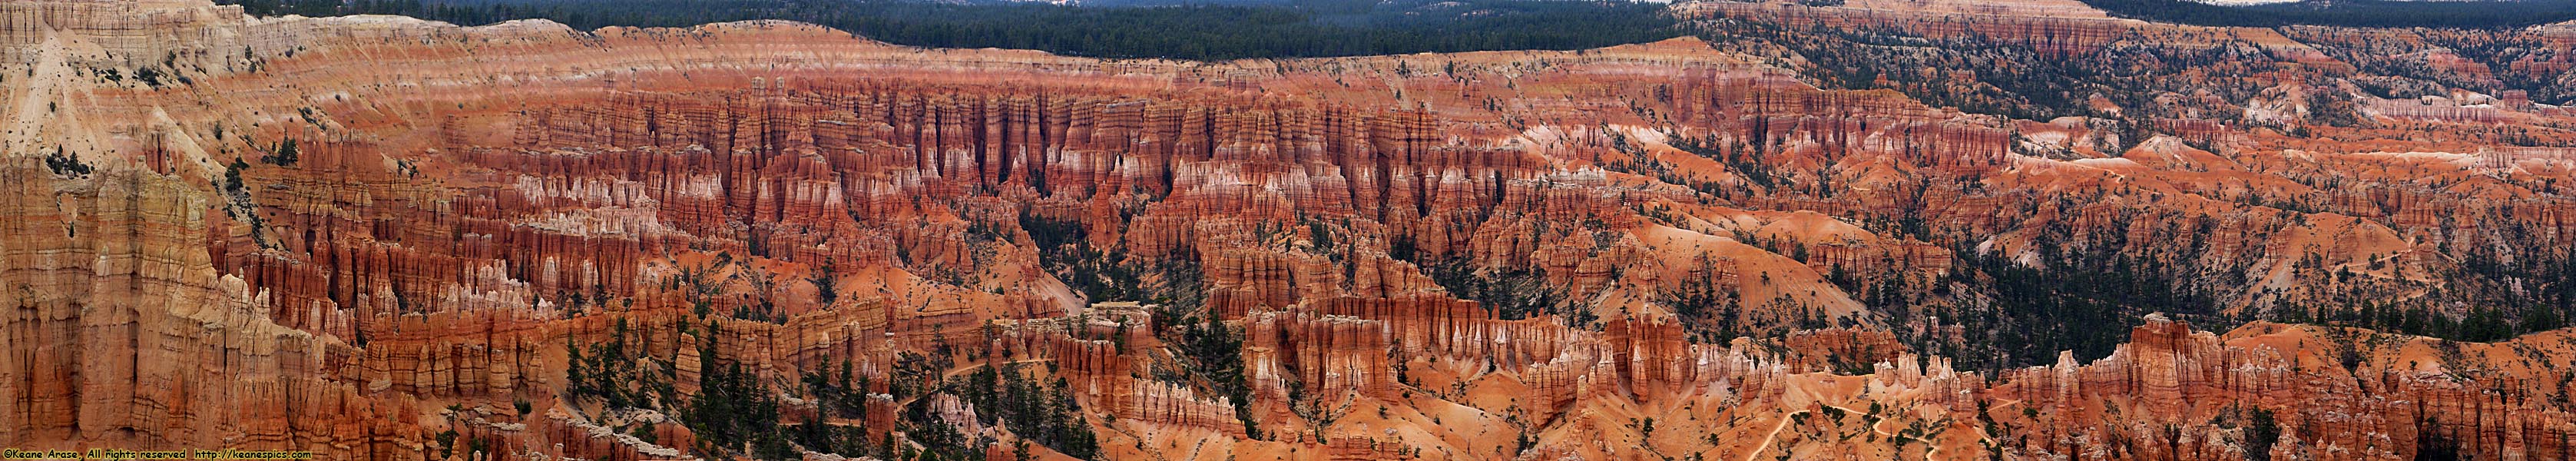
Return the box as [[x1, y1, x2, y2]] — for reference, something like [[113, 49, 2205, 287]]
[[6, 0, 2576, 460]]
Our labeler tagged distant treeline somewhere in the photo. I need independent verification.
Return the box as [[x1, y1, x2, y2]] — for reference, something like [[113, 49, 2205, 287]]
[[214, 0, 1682, 61], [2081, 0, 2576, 29]]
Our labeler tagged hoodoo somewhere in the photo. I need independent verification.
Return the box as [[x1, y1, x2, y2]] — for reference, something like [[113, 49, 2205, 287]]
[[7, 0, 2576, 459]]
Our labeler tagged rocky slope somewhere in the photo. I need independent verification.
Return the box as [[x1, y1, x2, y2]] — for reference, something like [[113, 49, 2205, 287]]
[[4, 0, 2576, 460]]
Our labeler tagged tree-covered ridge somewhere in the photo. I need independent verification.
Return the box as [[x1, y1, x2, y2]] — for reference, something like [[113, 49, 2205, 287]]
[[215, 0, 1681, 61], [2079, 0, 2576, 29]]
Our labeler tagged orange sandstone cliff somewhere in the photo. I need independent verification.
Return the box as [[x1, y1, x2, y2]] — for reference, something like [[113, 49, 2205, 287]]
[[5, 1, 2576, 460]]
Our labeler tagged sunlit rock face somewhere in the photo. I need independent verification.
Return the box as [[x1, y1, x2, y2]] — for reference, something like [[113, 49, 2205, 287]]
[[6, 1, 2576, 460]]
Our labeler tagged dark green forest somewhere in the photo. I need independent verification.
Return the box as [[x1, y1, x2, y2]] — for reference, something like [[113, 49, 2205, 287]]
[[214, 0, 1680, 61], [2079, 0, 2576, 29]]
